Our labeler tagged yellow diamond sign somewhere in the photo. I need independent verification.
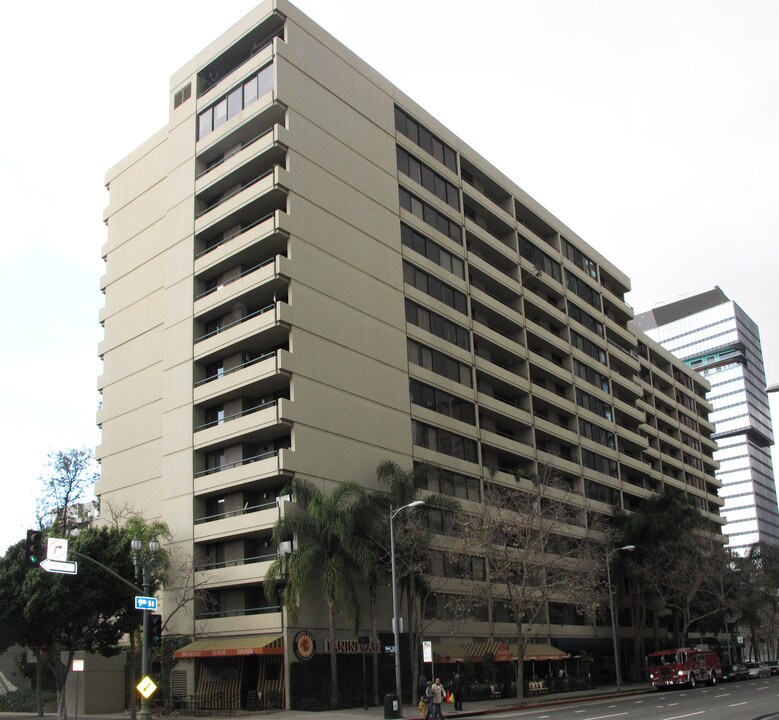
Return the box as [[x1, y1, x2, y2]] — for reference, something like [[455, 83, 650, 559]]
[[137, 676, 158, 699]]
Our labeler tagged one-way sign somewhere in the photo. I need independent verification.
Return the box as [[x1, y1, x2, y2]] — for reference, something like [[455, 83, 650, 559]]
[[40, 558, 78, 575]]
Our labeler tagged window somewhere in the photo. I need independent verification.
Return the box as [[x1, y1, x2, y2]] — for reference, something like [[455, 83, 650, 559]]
[[394, 106, 457, 172], [567, 301, 604, 337], [565, 270, 601, 310], [399, 188, 461, 243], [405, 299, 470, 350], [401, 224, 464, 278], [575, 388, 612, 421], [410, 379, 475, 424], [397, 147, 459, 210], [579, 419, 615, 449], [424, 465, 481, 501], [582, 449, 618, 478], [571, 331, 607, 365], [584, 479, 620, 505], [197, 63, 273, 140], [562, 238, 598, 279], [519, 236, 562, 282], [174, 83, 192, 109], [573, 359, 610, 393], [403, 261, 467, 313], [407, 339, 472, 387], [411, 420, 478, 462]]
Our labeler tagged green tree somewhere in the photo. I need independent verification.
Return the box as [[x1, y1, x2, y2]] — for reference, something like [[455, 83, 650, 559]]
[[0, 525, 139, 720], [613, 493, 707, 680], [263, 478, 370, 707]]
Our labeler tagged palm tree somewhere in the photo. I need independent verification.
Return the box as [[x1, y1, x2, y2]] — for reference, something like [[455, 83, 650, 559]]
[[264, 478, 369, 707], [374, 461, 460, 701]]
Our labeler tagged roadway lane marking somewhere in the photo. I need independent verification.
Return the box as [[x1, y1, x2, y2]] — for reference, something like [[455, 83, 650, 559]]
[[578, 713, 627, 720], [660, 712, 705, 720], [714, 693, 730, 697], [728, 702, 747, 707]]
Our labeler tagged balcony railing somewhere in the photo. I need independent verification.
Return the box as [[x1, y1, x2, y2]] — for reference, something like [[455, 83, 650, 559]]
[[195, 303, 275, 343], [195, 349, 278, 388], [194, 397, 282, 432], [196, 211, 276, 260], [196, 128, 274, 180], [195, 449, 280, 478], [196, 168, 275, 219], [195, 257, 277, 301], [195, 550, 277, 571], [194, 498, 277, 524], [195, 604, 280, 620]]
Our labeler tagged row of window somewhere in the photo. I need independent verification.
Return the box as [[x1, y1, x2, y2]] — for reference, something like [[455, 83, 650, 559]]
[[401, 223, 464, 279], [198, 63, 273, 140], [405, 299, 470, 350], [562, 238, 598, 280], [565, 270, 601, 311], [579, 418, 616, 449], [582, 448, 618, 478], [424, 465, 481, 502], [520, 236, 562, 283], [576, 388, 613, 421], [407, 339, 472, 387], [567, 301, 604, 338], [428, 550, 486, 581], [394, 106, 458, 173], [410, 378, 475, 424], [573, 358, 610, 393], [403, 261, 467, 314], [399, 188, 461, 243], [571, 330, 607, 365], [411, 420, 478, 463], [397, 147, 459, 210]]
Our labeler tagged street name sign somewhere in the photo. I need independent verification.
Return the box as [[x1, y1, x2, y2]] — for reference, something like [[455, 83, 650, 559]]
[[40, 558, 78, 575], [135, 596, 158, 611]]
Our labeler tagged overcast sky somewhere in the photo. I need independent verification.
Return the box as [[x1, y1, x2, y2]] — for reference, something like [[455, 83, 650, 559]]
[[1, 0, 777, 553]]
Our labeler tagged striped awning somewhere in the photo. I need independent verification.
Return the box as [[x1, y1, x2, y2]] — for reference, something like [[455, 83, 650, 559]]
[[461, 640, 513, 662], [174, 634, 284, 658], [522, 643, 570, 661]]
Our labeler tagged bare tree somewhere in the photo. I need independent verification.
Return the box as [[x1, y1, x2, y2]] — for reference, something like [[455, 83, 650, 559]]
[[458, 465, 602, 700], [35, 448, 98, 537]]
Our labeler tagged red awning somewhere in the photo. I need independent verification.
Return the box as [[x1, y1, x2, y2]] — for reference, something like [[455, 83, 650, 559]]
[[173, 634, 283, 658]]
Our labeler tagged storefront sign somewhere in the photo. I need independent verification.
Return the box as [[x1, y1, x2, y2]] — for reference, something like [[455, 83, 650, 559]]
[[293, 630, 316, 661]]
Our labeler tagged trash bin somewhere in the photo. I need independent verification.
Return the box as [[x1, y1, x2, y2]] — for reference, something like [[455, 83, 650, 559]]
[[384, 692, 401, 719]]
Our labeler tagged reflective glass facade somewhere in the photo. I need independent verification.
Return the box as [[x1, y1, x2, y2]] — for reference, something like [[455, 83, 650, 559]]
[[636, 289, 779, 554]]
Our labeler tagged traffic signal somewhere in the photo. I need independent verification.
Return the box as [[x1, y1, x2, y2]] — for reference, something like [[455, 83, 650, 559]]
[[150, 614, 163, 647], [24, 530, 43, 568]]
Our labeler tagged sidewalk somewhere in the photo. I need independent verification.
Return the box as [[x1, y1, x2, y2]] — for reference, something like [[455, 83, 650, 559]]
[[237, 682, 651, 718], [0, 683, 653, 720]]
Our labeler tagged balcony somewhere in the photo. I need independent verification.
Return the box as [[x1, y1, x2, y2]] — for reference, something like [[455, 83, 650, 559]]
[[195, 608, 282, 635], [194, 399, 293, 451], [194, 500, 280, 542], [194, 447, 294, 495], [194, 301, 291, 362], [194, 553, 276, 589]]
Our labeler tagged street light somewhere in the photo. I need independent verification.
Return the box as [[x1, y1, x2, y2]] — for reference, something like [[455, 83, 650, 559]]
[[390, 500, 425, 709], [606, 544, 635, 691], [132, 536, 161, 720]]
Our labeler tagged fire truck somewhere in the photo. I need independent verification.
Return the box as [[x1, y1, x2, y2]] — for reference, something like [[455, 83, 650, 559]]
[[647, 647, 722, 689]]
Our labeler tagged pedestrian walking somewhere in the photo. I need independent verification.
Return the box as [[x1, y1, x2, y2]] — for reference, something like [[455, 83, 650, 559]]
[[423, 681, 434, 720], [451, 672, 463, 711], [431, 677, 444, 718]]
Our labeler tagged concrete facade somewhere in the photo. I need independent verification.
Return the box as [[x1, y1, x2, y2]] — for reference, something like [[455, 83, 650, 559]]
[[98, 0, 724, 707]]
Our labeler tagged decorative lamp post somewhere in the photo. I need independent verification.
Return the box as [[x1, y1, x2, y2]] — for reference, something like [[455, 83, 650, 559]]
[[606, 544, 635, 691], [132, 536, 160, 720], [390, 500, 425, 709]]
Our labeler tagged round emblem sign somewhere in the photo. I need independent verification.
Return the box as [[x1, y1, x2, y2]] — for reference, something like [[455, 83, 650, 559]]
[[293, 630, 316, 661]]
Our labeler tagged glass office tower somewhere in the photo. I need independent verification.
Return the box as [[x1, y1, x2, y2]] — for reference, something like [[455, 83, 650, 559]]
[[635, 287, 778, 554]]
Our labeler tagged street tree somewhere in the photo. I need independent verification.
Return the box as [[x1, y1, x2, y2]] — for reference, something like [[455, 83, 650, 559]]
[[458, 465, 602, 701], [374, 460, 460, 702], [263, 478, 371, 707], [35, 449, 99, 537], [612, 493, 708, 680], [0, 525, 139, 720]]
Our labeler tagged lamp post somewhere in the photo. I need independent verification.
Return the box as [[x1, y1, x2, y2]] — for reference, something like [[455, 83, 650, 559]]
[[606, 544, 635, 691], [390, 500, 425, 709], [132, 536, 161, 720]]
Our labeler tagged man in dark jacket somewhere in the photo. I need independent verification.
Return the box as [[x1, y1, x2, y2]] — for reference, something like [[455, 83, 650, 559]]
[[451, 673, 463, 711]]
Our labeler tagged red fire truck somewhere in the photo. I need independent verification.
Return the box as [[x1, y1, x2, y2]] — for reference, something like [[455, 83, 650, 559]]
[[647, 647, 722, 689]]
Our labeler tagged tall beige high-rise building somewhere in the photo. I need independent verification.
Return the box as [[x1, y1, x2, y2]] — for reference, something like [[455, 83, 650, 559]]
[[98, 0, 722, 707]]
